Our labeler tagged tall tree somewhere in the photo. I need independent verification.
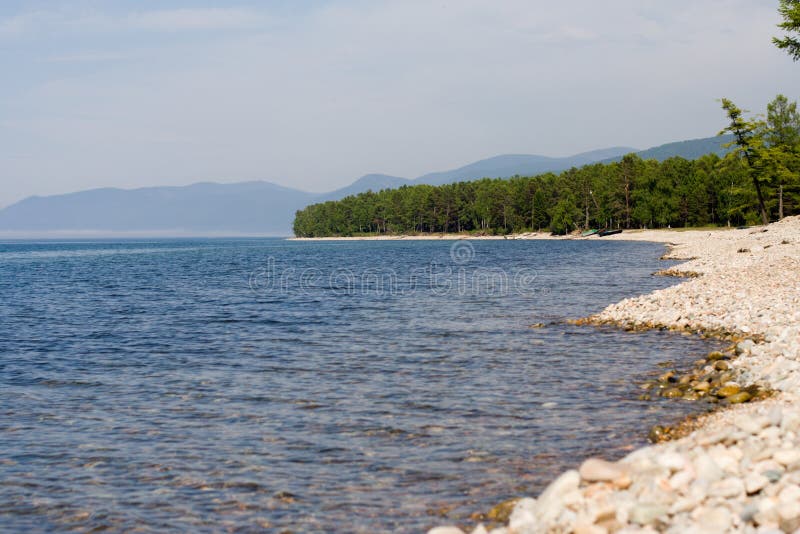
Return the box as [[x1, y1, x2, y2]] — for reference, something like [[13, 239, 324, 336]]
[[719, 99, 770, 225], [774, 0, 800, 60], [765, 94, 800, 218], [767, 94, 800, 147]]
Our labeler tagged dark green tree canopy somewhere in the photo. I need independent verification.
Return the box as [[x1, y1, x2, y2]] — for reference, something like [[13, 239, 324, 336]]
[[767, 94, 800, 148], [294, 96, 800, 237], [774, 0, 800, 60], [719, 98, 769, 225]]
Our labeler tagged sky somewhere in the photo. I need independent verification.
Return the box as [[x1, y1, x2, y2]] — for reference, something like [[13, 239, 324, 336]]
[[0, 0, 798, 208]]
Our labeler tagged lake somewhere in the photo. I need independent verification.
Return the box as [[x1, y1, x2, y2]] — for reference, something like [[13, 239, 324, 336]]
[[0, 238, 721, 532]]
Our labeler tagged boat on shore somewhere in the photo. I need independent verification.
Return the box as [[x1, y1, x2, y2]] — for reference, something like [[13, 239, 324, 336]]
[[598, 228, 623, 237], [581, 229, 600, 237]]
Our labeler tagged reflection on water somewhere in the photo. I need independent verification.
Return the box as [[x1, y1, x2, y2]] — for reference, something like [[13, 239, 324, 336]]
[[0, 239, 721, 532]]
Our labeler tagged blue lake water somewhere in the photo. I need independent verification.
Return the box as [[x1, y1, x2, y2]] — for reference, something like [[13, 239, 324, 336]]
[[0, 238, 721, 533]]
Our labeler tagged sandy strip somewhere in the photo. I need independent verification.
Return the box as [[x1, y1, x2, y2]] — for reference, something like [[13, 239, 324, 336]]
[[288, 229, 737, 242], [429, 218, 800, 534], [288, 233, 553, 241]]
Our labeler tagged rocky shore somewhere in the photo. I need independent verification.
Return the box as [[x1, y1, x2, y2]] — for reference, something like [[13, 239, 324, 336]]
[[431, 217, 800, 534]]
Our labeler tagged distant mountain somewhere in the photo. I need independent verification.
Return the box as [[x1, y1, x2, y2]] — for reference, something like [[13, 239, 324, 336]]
[[602, 134, 734, 164], [414, 147, 637, 186], [0, 181, 316, 236], [319, 174, 413, 201], [0, 135, 735, 236]]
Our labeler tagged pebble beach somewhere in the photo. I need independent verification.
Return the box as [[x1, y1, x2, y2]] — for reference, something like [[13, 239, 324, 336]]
[[431, 216, 800, 534]]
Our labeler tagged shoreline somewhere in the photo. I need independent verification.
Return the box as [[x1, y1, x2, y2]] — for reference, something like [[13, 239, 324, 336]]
[[432, 217, 800, 534], [288, 227, 739, 242]]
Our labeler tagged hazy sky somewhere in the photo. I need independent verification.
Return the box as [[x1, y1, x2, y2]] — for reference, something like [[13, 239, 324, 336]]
[[1, 0, 797, 208]]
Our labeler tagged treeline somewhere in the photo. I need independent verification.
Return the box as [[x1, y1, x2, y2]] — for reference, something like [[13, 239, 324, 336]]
[[294, 95, 800, 237]]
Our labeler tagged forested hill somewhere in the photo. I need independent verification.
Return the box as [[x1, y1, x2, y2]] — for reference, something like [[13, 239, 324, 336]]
[[319, 136, 733, 201], [295, 89, 800, 239], [602, 135, 734, 164], [293, 150, 798, 237], [411, 148, 636, 186]]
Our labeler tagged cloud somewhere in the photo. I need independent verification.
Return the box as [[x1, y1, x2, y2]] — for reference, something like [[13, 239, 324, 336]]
[[126, 8, 266, 32], [0, 10, 49, 38], [0, 0, 794, 208], [43, 51, 137, 63], [0, 6, 268, 39]]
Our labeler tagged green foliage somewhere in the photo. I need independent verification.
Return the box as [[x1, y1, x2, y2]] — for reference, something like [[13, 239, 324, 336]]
[[627, 135, 733, 162], [294, 155, 755, 237], [719, 98, 771, 225], [767, 95, 800, 147], [293, 96, 800, 237], [774, 0, 800, 60], [549, 195, 580, 235]]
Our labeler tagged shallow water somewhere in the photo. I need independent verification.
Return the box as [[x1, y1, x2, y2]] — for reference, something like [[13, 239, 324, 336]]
[[0, 239, 721, 532]]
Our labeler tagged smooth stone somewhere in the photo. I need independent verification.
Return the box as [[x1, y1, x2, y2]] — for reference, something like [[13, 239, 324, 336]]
[[657, 452, 686, 471], [715, 446, 743, 470], [573, 524, 607, 534], [508, 498, 536, 532], [694, 506, 732, 532], [487, 498, 520, 523], [621, 446, 657, 468], [659, 371, 677, 382], [670, 495, 701, 515], [780, 517, 800, 534], [579, 458, 628, 483], [778, 501, 800, 520], [428, 528, 465, 534], [782, 411, 800, 432], [710, 477, 744, 498], [669, 469, 695, 492], [759, 425, 782, 441], [737, 339, 756, 354], [727, 392, 752, 404], [649, 425, 670, 443], [714, 361, 730, 371], [678, 374, 694, 385], [774, 449, 800, 466], [717, 384, 741, 398], [735, 415, 763, 434], [662, 388, 683, 399], [778, 484, 800, 504], [753, 499, 780, 527], [629, 503, 668, 526], [534, 470, 580, 524], [768, 406, 784, 426], [745, 472, 770, 495], [755, 446, 779, 463], [740, 502, 759, 522], [694, 454, 724, 483], [471, 526, 489, 534]]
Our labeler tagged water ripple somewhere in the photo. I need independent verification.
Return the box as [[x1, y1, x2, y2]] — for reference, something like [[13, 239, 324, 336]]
[[0, 238, 722, 533]]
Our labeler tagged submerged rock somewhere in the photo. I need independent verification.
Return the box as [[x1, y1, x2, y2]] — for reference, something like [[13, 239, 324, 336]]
[[431, 218, 800, 534], [727, 392, 752, 404], [486, 498, 520, 523], [716, 384, 741, 398]]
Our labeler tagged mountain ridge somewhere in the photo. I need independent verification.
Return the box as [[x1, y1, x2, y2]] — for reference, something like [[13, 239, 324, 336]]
[[0, 135, 733, 236]]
